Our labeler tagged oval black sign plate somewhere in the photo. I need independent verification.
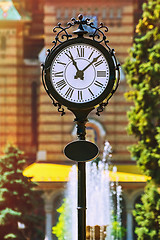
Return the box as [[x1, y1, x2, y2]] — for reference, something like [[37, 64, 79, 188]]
[[64, 140, 99, 162]]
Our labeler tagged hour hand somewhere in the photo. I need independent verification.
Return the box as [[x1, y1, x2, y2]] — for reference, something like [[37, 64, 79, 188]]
[[65, 51, 83, 80], [65, 51, 79, 71]]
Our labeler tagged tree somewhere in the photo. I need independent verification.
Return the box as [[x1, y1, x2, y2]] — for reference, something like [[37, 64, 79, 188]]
[[133, 182, 160, 239], [0, 145, 44, 240], [124, 0, 160, 239], [124, 0, 160, 182]]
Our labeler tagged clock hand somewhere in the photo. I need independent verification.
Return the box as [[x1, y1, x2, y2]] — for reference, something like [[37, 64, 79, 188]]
[[65, 51, 79, 71], [75, 54, 102, 80], [70, 60, 84, 80], [82, 54, 102, 72], [65, 51, 84, 80], [75, 54, 101, 80]]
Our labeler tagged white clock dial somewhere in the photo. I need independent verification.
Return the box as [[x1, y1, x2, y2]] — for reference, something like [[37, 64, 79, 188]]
[[50, 43, 110, 103]]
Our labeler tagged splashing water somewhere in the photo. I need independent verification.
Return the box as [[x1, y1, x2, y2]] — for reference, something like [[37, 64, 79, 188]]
[[65, 141, 122, 240]]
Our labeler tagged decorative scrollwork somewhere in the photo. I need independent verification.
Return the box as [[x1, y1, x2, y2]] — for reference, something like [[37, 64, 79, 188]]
[[51, 22, 73, 51], [50, 14, 110, 50], [88, 22, 109, 43], [41, 64, 65, 116]]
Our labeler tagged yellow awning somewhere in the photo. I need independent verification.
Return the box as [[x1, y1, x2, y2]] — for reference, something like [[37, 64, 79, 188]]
[[114, 165, 142, 175], [23, 163, 149, 183], [109, 171, 149, 182], [23, 163, 71, 182]]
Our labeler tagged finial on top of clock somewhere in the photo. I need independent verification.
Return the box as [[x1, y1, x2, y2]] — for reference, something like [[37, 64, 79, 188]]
[[72, 14, 89, 37], [78, 14, 83, 20]]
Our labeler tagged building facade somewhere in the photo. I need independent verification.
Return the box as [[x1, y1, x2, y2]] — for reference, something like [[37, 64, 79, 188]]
[[0, 0, 146, 239]]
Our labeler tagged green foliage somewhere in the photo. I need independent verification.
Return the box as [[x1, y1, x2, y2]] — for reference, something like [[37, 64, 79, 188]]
[[124, 0, 160, 239], [124, 0, 160, 181], [0, 144, 44, 240], [52, 198, 71, 240], [133, 181, 160, 239], [4, 234, 17, 239], [0, 208, 21, 225]]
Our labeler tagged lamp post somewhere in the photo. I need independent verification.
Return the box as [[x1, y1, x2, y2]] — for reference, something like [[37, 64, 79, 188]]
[[42, 14, 120, 240]]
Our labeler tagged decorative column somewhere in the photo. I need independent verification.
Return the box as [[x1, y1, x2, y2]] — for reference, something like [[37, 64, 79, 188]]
[[126, 208, 133, 240], [44, 201, 53, 240], [43, 190, 64, 240], [124, 189, 144, 240], [43, 192, 54, 240]]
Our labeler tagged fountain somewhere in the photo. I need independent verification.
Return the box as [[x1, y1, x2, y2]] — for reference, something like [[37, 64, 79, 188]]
[[53, 141, 124, 240]]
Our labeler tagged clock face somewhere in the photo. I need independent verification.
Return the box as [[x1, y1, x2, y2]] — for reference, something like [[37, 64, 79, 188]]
[[45, 38, 115, 109]]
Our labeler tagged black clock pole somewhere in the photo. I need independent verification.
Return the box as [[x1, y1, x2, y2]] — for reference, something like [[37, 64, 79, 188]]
[[69, 108, 93, 240], [77, 124, 86, 240]]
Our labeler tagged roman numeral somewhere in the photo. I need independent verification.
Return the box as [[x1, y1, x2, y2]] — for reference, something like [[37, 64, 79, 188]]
[[94, 60, 103, 67], [77, 48, 84, 57], [65, 51, 74, 60], [97, 71, 106, 77], [56, 79, 67, 90], [54, 71, 63, 77], [65, 87, 74, 98], [94, 80, 103, 88], [57, 61, 66, 66], [78, 90, 83, 100], [88, 51, 94, 60], [88, 88, 94, 96]]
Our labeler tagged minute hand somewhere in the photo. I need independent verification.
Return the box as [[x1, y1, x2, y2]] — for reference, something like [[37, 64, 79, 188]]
[[82, 54, 102, 72]]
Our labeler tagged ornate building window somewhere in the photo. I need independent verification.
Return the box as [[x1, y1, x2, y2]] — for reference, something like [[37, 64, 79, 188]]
[[109, 8, 114, 19], [56, 8, 61, 20], [0, 36, 6, 50], [64, 8, 69, 19], [72, 8, 76, 18], [102, 8, 107, 20], [94, 8, 98, 16], [117, 8, 122, 19]]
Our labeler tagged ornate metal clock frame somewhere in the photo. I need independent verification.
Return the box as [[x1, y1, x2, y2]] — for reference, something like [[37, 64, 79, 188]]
[[42, 14, 120, 116], [41, 14, 120, 240]]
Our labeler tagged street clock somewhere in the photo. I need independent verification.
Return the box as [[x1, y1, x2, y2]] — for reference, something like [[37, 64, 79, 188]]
[[44, 38, 115, 110], [41, 14, 120, 240], [42, 15, 120, 113]]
